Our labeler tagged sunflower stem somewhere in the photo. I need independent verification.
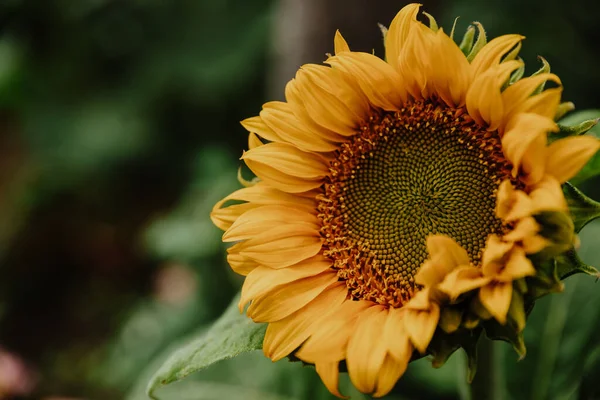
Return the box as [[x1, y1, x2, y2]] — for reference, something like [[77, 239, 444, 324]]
[[469, 337, 504, 400]]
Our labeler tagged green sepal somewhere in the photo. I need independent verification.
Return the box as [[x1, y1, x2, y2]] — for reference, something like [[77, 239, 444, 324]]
[[533, 211, 576, 259], [377, 23, 388, 45], [469, 295, 493, 321], [555, 247, 599, 280], [527, 260, 564, 299], [530, 56, 551, 95], [562, 182, 600, 232], [502, 42, 522, 63], [463, 337, 479, 384], [514, 277, 528, 294], [508, 60, 525, 85], [422, 12, 438, 31], [507, 288, 526, 332], [554, 101, 575, 121], [550, 118, 600, 144], [466, 22, 486, 62], [449, 16, 460, 40], [428, 326, 482, 370], [439, 306, 463, 334], [458, 24, 476, 56], [482, 319, 526, 360], [462, 312, 481, 329]]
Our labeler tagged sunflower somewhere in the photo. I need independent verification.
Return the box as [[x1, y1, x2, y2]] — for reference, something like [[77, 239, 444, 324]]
[[211, 4, 600, 398]]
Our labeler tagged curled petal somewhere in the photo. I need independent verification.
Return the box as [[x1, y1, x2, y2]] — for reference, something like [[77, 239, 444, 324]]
[[479, 281, 512, 324], [437, 266, 491, 301], [385, 3, 421, 72], [470, 34, 524, 77], [415, 235, 470, 287], [496, 246, 536, 282], [334, 30, 350, 54], [545, 136, 600, 183]]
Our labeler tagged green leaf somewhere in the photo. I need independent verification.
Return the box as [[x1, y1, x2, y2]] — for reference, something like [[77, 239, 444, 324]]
[[147, 294, 266, 398], [563, 182, 600, 232]]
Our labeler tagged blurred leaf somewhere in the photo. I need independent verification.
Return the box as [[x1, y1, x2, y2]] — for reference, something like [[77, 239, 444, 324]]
[[558, 110, 600, 185], [147, 293, 266, 398], [144, 147, 239, 262], [92, 291, 205, 391], [504, 220, 600, 400], [129, 342, 376, 400], [0, 38, 23, 107]]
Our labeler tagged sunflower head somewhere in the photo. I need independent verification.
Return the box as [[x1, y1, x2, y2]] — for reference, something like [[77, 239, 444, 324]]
[[211, 4, 600, 397]]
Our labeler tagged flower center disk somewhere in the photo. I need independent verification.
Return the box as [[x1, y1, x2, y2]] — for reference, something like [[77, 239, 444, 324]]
[[318, 100, 514, 308]]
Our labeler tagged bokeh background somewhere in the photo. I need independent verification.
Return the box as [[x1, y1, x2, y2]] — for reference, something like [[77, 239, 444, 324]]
[[1, 0, 600, 399]]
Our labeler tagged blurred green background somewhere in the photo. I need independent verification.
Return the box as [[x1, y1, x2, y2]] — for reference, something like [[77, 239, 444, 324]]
[[0, 0, 599, 399]]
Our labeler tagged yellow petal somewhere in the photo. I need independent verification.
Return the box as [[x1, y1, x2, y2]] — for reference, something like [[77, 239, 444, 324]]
[[429, 28, 472, 107], [223, 205, 318, 242], [385, 3, 421, 72], [242, 143, 328, 193], [427, 235, 470, 266], [212, 182, 316, 215], [233, 224, 322, 269], [545, 136, 600, 183], [397, 21, 435, 100], [502, 216, 540, 243], [263, 282, 347, 361], [520, 87, 563, 120], [502, 113, 555, 181], [240, 114, 285, 143], [528, 175, 567, 212], [495, 180, 533, 222], [347, 306, 388, 394], [226, 252, 259, 276], [501, 73, 561, 130], [239, 256, 332, 311], [466, 60, 522, 130], [296, 299, 371, 363], [403, 296, 440, 353], [284, 79, 347, 143], [415, 235, 470, 287], [481, 235, 513, 277], [470, 34, 524, 77], [334, 30, 350, 54], [247, 270, 338, 322], [211, 202, 258, 232], [293, 67, 363, 136], [497, 246, 536, 282], [247, 132, 263, 150], [373, 353, 410, 398], [260, 102, 340, 152], [316, 362, 346, 399], [437, 266, 491, 301], [300, 64, 370, 122], [326, 52, 407, 110], [382, 308, 412, 362], [479, 281, 512, 324]]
